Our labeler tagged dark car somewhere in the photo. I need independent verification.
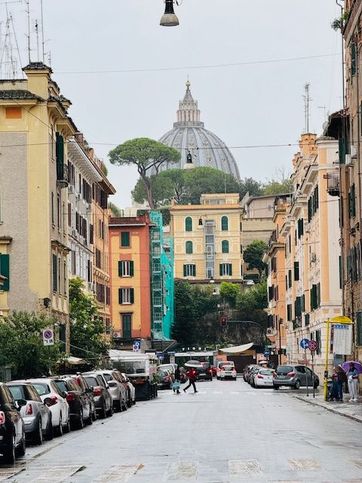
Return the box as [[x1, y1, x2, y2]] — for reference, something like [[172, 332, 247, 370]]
[[273, 365, 319, 390], [0, 383, 25, 463], [53, 377, 93, 429], [83, 373, 113, 419], [7, 381, 53, 444], [185, 361, 213, 381]]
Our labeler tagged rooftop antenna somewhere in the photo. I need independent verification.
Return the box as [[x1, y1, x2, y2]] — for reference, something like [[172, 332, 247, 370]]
[[40, 0, 45, 62], [303, 83, 312, 133], [0, 5, 22, 79], [25, 0, 31, 63], [34, 18, 39, 60]]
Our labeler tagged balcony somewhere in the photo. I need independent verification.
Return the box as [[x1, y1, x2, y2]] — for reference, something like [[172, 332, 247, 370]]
[[56, 161, 69, 188], [324, 172, 340, 197]]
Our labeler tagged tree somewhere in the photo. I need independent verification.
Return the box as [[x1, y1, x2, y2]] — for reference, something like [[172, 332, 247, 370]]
[[219, 282, 241, 308], [108, 202, 123, 217], [132, 167, 240, 207], [172, 281, 196, 346], [236, 281, 268, 330], [69, 278, 109, 365], [0, 312, 60, 378], [243, 240, 268, 277], [109, 138, 180, 209], [262, 169, 293, 195], [239, 177, 263, 199]]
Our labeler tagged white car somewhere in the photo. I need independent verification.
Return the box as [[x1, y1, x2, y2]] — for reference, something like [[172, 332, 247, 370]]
[[121, 373, 136, 405], [217, 361, 237, 380], [29, 378, 70, 436], [253, 368, 275, 388]]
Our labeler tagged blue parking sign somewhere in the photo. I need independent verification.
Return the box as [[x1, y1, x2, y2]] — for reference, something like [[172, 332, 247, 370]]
[[300, 338, 310, 349]]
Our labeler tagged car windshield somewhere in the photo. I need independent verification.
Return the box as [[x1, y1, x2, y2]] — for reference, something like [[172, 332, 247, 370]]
[[8, 385, 25, 400], [260, 370, 274, 375], [54, 380, 68, 394], [32, 383, 50, 396], [103, 374, 112, 382], [277, 366, 293, 374], [114, 360, 146, 375]]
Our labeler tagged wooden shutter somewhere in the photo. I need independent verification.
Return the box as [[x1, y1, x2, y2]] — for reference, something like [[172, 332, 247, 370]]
[[130, 261, 134, 276], [0, 254, 10, 291], [118, 288, 123, 304], [118, 261, 123, 277], [130, 288, 134, 304]]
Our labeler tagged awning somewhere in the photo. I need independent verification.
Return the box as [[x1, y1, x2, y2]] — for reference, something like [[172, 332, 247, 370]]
[[219, 343, 254, 354], [61, 356, 87, 365]]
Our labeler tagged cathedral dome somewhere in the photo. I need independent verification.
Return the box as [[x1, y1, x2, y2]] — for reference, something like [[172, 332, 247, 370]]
[[159, 81, 240, 180]]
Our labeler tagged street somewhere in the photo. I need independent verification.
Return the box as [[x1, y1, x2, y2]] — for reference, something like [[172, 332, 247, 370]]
[[1, 379, 361, 482]]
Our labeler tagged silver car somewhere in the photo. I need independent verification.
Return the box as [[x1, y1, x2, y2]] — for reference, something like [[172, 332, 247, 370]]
[[7, 381, 53, 445], [273, 365, 320, 390], [98, 370, 128, 411]]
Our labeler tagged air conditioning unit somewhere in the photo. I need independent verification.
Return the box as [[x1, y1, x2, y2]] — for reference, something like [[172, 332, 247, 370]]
[[351, 144, 357, 159], [266, 328, 276, 336], [345, 154, 352, 164]]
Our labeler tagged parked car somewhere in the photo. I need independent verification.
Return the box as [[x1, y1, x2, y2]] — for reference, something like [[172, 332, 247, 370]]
[[217, 361, 237, 380], [7, 381, 53, 444], [247, 366, 262, 385], [184, 361, 213, 381], [0, 382, 26, 463], [120, 373, 136, 406], [97, 370, 128, 411], [83, 372, 113, 418], [53, 376, 93, 429], [273, 365, 319, 390], [156, 367, 173, 389], [253, 368, 275, 388], [243, 364, 259, 383], [158, 363, 177, 375], [28, 378, 70, 436]]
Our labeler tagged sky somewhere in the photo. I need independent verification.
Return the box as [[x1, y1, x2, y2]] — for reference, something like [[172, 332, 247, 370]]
[[2, 0, 342, 207]]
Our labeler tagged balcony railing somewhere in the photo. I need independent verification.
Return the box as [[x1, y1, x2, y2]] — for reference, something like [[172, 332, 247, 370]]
[[324, 172, 340, 197]]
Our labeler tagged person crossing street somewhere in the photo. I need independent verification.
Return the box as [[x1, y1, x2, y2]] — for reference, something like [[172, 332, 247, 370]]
[[184, 367, 198, 393]]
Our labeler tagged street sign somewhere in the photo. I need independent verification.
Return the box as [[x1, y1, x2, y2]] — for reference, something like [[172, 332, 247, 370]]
[[42, 328, 54, 346], [308, 340, 318, 352], [132, 341, 141, 352], [300, 338, 310, 349]]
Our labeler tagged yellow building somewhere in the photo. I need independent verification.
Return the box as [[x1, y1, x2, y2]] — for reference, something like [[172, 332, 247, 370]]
[[170, 194, 243, 285], [265, 195, 291, 364], [0, 62, 76, 349]]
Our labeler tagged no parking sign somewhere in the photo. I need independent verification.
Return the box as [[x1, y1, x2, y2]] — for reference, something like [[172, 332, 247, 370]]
[[42, 328, 54, 346]]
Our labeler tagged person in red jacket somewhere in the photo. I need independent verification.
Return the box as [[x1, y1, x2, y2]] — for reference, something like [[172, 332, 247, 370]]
[[183, 367, 198, 393]]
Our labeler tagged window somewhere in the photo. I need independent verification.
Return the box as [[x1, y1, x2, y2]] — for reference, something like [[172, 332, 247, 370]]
[[95, 249, 102, 269], [185, 241, 193, 254], [68, 203, 72, 227], [294, 262, 299, 281], [221, 240, 229, 253], [122, 314, 132, 338], [96, 283, 105, 303], [57, 194, 61, 229], [220, 263, 232, 276], [55, 133, 65, 181], [120, 232, 130, 247], [51, 192, 55, 225], [118, 260, 134, 277], [52, 254, 57, 292], [118, 288, 134, 304], [287, 304, 292, 321], [351, 42, 357, 76], [221, 216, 228, 231], [185, 217, 192, 232], [349, 184, 356, 217], [183, 264, 196, 277], [0, 254, 10, 291], [288, 269, 292, 288]]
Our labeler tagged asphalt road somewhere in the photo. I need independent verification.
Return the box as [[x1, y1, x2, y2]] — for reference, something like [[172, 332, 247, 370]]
[[1, 379, 361, 482]]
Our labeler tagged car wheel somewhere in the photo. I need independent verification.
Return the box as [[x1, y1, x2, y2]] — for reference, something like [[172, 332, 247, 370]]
[[3, 434, 16, 464], [314, 380, 319, 389], [64, 417, 71, 433], [34, 419, 43, 445], [56, 415, 63, 437], [100, 403, 107, 419], [77, 410, 84, 430], [294, 380, 301, 390], [16, 431, 26, 458], [273, 385, 279, 390], [107, 404, 114, 417], [45, 417, 53, 440]]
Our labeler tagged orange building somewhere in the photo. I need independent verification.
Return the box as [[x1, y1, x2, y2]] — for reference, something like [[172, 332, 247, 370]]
[[109, 215, 152, 343]]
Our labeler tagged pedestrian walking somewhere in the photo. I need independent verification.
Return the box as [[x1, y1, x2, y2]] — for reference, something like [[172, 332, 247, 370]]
[[330, 367, 339, 402], [347, 362, 359, 402], [336, 366, 347, 402], [183, 367, 198, 393], [172, 366, 181, 394]]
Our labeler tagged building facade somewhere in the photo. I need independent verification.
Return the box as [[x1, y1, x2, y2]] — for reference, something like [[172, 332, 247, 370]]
[[0, 63, 76, 349], [170, 194, 243, 285], [341, 0, 362, 362], [109, 215, 152, 344], [280, 134, 342, 378]]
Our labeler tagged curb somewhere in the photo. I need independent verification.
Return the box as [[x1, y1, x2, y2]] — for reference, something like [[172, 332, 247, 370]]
[[294, 395, 362, 423]]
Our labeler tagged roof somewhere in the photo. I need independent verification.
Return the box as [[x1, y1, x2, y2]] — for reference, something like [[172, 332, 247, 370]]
[[0, 89, 45, 101]]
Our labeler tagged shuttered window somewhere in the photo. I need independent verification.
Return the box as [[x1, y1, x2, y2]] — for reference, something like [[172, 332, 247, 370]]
[[221, 240, 229, 253], [185, 217, 192, 232], [118, 288, 134, 304], [221, 216, 229, 231], [0, 254, 10, 291], [118, 260, 134, 277], [185, 241, 193, 254], [220, 263, 232, 276], [294, 262, 299, 281], [120, 232, 130, 247], [52, 254, 58, 292], [183, 264, 196, 277]]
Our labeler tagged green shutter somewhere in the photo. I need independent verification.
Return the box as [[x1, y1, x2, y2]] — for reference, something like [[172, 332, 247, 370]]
[[186, 241, 193, 254], [222, 240, 229, 253], [185, 217, 192, 232], [294, 262, 299, 281], [118, 261, 122, 277], [219, 264, 223, 276], [55, 132, 64, 180], [351, 42, 357, 76], [356, 312, 362, 346], [121, 232, 130, 247], [0, 254, 9, 291], [221, 216, 228, 231], [130, 261, 134, 276], [338, 137, 346, 164], [130, 288, 134, 304], [229, 264, 232, 276], [118, 288, 122, 304]]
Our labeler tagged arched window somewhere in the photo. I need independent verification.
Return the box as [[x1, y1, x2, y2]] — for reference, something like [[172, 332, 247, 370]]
[[185, 216, 192, 232], [221, 216, 229, 231], [185, 241, 193, 254], [222, 240, 229, 253]]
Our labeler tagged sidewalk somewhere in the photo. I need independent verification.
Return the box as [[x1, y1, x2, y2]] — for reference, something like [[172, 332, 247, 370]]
[[293, 391, 362, 423]]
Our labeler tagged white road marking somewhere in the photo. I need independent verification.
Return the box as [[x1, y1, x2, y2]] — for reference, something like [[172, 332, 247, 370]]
[[288, 459, 320, 470], [166, 461, 198, 480], [94, 464, 144, 482], [27, 465, 84, 482], [228, 459, 262, 477]]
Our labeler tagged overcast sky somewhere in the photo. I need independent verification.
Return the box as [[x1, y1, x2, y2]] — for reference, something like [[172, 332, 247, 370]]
[[5, 0, 342, 207]]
